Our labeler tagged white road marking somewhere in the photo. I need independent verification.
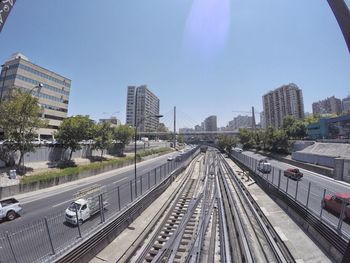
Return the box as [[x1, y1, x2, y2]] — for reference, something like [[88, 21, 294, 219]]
[[52, 200, 71, 208], [22, 177, 128, 205]]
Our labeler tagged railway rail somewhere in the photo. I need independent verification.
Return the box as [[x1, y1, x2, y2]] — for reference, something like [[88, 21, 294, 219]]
[[128, 148, 295, 263]]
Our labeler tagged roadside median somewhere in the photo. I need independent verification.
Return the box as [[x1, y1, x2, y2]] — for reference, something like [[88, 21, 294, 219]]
[[0, 147, 173, 199]]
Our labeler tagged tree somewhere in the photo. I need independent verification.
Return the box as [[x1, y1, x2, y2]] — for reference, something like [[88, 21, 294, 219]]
[[93, 122, 113, 158], [271, 129, 289, 153], [238, 128, 255, 149], [304, 114, 321, 125], [282, 115, 307, 139], [112, 125, 134, 155], [218, 135, 237, 153], [0, 88, 46, 168], [55, 115, 95, 160]]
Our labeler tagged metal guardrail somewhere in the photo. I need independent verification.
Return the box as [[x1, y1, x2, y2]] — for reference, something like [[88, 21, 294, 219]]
[[230, 151, 348, 258]]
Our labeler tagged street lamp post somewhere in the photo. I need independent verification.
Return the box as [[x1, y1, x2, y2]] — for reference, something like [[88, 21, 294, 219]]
[[0, 64, 10, 103], [134, 114, 163, 197]]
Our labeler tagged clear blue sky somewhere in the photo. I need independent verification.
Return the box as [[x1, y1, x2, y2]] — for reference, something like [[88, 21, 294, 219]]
[[1, 0, 350, 129]]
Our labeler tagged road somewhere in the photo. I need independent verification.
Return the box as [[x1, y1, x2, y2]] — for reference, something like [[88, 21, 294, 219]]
[[235, 151, 350, 237], [0, 148, 198, 263], [0, 150, 181, 232]]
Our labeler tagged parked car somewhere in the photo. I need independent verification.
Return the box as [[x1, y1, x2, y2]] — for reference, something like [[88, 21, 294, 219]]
[[257, 159, 272, 174], [322, 193, 350, 222], [283, 168, 303, 180], [0, 198, 22, 221], [234, 147, 243, 153], [167, 156, 174, 161]]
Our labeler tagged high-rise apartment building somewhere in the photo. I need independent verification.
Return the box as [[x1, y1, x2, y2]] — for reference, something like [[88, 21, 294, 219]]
[[233, 115, 253, 130], [342, 96, 350, 113], [0, 53, 71, 139], [262, 83, 304, 129], [260, 112, 266, 129], [125, 85, 160, 132], [204, 115, 217, 131], [312, 96, 342, 115]]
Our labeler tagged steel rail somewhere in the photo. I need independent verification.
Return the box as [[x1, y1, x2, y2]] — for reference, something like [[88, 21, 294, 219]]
[[220, 154, 295, 263], [131, 156, 199, 263], [217, 162, 254, 263]]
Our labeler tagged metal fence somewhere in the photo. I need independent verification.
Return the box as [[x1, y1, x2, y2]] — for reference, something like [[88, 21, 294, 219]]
[[231, 151, 350, 240], [0, 147, 198, 263]]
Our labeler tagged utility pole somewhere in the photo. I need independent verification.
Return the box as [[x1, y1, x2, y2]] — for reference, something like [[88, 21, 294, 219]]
[[134, 88, 138, 196], [252, 106, 256, 132], [173, 106, 176, 148]]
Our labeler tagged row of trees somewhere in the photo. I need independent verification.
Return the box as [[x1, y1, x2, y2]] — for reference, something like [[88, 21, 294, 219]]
[[218, 115, 308, 154], [56, 115, 134, 160], [0, 88, 134, 167]]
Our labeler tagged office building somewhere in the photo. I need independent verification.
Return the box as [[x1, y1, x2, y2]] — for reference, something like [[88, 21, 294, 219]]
[[204, 115, 217, 131], [312, 96, 342, 115], [262, 83, 304, 129], [343, 96, 350, 113], [226, 120, 235, 131], [233, 115, 253, 130], [194, 125, 202, 131], [125, 85, 160, 132], [0, 53, 71, 139]]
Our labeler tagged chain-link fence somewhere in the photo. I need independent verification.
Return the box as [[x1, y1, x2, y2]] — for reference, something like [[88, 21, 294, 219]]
[[0, 147, 199, 263], [231, 151, 350, 240]]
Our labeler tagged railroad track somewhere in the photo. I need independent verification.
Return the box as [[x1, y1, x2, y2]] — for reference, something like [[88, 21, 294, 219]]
[[129, 149, 295, 263], [218, 153, 295, 263]]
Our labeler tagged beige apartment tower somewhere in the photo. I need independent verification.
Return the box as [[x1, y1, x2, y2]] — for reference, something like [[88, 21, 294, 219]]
[[262, 83, 304, 129], [126, 85, 160, 132], [0, 53, 71, 139]]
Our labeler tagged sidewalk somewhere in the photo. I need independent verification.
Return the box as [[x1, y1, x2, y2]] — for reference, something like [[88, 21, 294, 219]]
[[225, 157, 332, 262]]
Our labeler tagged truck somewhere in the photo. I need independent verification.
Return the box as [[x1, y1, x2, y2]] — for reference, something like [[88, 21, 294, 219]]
[[257, 159, 272, 174], [283, 168, 303, 180], [65, 185, 108, 225], [0, 198, 22, 221]]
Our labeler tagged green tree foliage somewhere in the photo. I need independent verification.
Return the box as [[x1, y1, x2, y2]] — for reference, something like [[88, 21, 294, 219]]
[[237, 126, 290, 154], [217, 135, 237, 153], [93, 122, 113, 158], [238, 128, 255, 149], [282, 115, 307, 139], [112, 125, 134, 154], [177, 134, 184, 144], [270, 129, 289, 153], [304, 114, 320, 125], [157, 122, 172, 140], [0, 88, 46, 167], [55, 115, 95, 160]]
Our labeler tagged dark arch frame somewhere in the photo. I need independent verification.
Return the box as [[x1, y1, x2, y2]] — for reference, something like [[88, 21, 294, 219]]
[[327, 0, 350, 53]]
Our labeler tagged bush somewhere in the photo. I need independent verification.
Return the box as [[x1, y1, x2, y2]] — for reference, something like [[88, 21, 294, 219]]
[[20, 148, 172, 185]]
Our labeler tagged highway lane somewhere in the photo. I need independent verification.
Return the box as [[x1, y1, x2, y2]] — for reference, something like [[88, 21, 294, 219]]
[[234, 151, 350, 237], [0, 151, 182, 232], [0, 149, 198, 263]]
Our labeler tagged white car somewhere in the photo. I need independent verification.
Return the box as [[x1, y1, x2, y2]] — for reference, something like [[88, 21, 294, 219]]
[[167, 156, 174, 161]]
